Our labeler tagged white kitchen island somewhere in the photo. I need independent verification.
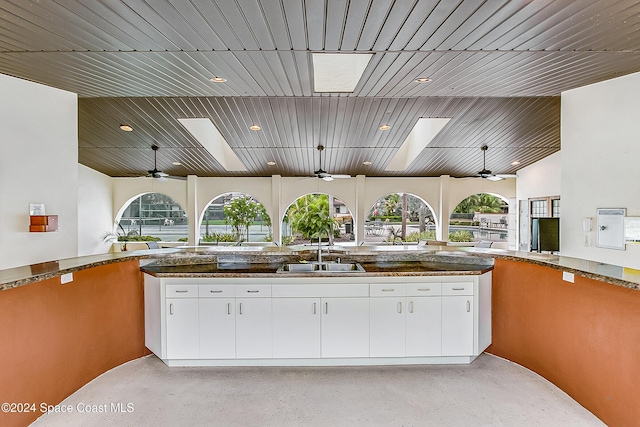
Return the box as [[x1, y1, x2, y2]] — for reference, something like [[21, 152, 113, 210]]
[[144, 272, 492, 367]]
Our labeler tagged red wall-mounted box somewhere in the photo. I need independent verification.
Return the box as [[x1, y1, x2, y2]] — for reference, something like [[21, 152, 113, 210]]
[[30, 215, 58, 232]]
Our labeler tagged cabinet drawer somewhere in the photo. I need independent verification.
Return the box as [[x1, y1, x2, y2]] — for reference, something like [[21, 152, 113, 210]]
[[199, 284, 234, 298], [407, 283, 441, 296], [235, 284, 271, 297], [166, 284, 199, 298], [442, 282, 473, 296], [370, 284, 406, 297]]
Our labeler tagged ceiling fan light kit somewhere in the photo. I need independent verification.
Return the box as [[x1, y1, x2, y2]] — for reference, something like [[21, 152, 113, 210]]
[[146, 145, 185, 181], [313, 145, 351, 181], [477, 144, 517, 181]]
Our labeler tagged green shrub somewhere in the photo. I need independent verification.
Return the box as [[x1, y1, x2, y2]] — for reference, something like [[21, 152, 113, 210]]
[[177, 237, 188, 242], [448, 230, 474, 242], [201, 232, 237, 243], [281, 235, 294, 246], [118, 235, 160, 242], [403, 230, 436, 242], [369, 215, 401, 222]]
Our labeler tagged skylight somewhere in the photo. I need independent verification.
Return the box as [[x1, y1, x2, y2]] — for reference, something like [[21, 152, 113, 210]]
[[178, 118, 247, 171], [385, 118, 451, 171], [312, 53, 372, 92]]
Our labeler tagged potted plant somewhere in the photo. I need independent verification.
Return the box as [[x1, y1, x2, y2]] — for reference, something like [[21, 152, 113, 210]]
[[103, 222, 139, 251]]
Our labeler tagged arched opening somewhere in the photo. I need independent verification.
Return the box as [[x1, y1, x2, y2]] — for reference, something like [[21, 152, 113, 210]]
[[200, 193, 271, 244], [364, 193, 436, 244], [282, 193, 354, 246], [116, 192, 188, 243], [450, 193, 509, 246]]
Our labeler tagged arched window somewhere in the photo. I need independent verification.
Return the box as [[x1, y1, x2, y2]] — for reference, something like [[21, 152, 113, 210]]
[[200, 193, 271, 244], [364, 193, 435, 244], [282, 193, 353, 246], [118, 193, 188, 242], [451, 193, 508, 244]]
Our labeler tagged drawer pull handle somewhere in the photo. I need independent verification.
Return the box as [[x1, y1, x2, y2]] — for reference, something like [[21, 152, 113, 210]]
[[452, 287, 465, 291], [409, 301, 414, 313], [227, 302, 231, 315], [382, 289, 395, 292], [210, 290, 223, 293], [175, 290, 189, 293], [239, 303, 243, 315], [325, 302, 328, 314], [417, 288, 431, 291], [467, 301, 471, 312], [313, 302, 317, 315], [397, 302, 402, 314], [247, 290, 260, 293], [169, 303, 174, 315]]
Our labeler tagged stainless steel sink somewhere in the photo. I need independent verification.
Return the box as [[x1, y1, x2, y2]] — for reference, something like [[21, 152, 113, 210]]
[[278, 263, 320, 272], [276, 262, 365, 273], [321, 262, 365, 272]]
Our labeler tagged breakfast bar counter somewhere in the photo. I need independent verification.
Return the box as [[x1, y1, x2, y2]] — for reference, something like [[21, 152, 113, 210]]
[[2, 246, 640, 426]]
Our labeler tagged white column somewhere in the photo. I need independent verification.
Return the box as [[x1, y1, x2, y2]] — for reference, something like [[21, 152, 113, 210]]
[[507, 197, 517, 250], [187, 175, 198, 245], [355, 175, 366, 245], [437, 175, 450, 242], [271, 175, 282, 245]]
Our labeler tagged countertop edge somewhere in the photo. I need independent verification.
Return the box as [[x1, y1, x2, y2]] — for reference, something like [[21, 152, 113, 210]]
[[1, 248, 639, 291], [140, 267, 494, 279]]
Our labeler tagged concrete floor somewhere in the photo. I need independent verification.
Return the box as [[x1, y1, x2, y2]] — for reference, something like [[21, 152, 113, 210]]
[[31, 353, 604, 427]]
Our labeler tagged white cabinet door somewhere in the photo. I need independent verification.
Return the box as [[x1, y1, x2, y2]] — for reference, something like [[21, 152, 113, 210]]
[[442, 296, 474, 356], [199, 298, 235, 359], [236, 298, 272, 358], [166, 298, 199, 359], [272, 298, 321, 358], [406, 297, 441, 357], [321, 298, 370, 358], [369, 297, 406, 357]]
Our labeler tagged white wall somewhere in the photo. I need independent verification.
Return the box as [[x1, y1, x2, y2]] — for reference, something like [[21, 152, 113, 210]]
[[77, 164, 113, 255], [515, 151, 562, 250], [0, 74, 78, 270], [561, 71, 640, 269]]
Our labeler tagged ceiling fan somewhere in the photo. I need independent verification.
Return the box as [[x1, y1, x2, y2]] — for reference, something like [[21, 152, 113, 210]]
[[146, 145, 185, 181], [314, 145, 351, 181], [477, 145, 517, 181]]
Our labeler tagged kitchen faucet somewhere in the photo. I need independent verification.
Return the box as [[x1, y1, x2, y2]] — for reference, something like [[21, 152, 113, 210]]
[[317, 229, 329, 263]]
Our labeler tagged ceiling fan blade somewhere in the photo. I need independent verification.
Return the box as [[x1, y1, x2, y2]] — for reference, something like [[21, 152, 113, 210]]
[[486, 175, 504, 181], [495, 174, 517, 179], [321, 176, 334, 182], [330, 174, 351, 179]]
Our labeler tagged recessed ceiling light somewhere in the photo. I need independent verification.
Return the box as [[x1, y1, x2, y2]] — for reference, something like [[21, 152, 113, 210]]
[[210, 76, 227, 83], [415, 77, 432, 83], [379, 124, 391, 131], [267, 161, 276, 166], [249, 125, 261, 131], [511, 160, 520, 165], [119, 124, 133, 132], [363, 161, 372, 166], [172, 161, 182, 166]]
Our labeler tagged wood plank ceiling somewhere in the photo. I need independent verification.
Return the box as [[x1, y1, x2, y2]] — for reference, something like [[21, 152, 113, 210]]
[[0, 0, 638, 178]]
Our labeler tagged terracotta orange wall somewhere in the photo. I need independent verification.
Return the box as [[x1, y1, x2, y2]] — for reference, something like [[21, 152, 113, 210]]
[[0, 261, 148, 427], [488, 259, 640, 427]]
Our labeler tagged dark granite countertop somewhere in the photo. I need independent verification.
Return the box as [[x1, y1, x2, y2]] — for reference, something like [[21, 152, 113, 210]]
[[1, 245, 640, 291], [140, 259, 492, 278]]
